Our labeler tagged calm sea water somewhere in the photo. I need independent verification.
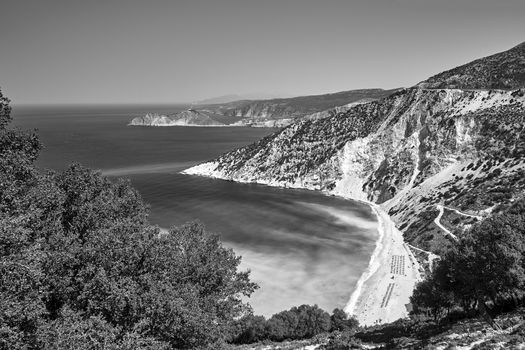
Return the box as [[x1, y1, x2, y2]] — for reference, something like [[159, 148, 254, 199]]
[[12, 104, 378, 316]]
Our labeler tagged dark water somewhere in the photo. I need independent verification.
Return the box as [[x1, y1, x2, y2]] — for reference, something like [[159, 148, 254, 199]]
[[12, 104, 378, 316]]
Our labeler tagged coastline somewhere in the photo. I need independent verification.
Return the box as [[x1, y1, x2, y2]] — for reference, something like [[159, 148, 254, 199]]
[[182, 164, 422, 326], [344, 202, 422, 326], [127, 123, 235, 127], [342, 202, 385, 319]]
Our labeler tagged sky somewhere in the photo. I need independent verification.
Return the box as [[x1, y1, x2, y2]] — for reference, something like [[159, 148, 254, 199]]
[[0, 0, 524, 105]]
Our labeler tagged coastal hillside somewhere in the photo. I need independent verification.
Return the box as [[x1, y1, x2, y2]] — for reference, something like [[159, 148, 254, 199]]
[[418, 41, 525, 90], [130, 89, 396, 127], [185, 42, 525, 250], [184, 42, 525, 326], [206, 88, 398, 127], [129, 110, 225, 126], [185, 88, 525, 251]]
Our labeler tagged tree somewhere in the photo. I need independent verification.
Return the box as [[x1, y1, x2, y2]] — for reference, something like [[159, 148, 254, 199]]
[[412, 198, 525, 327], [449, 209, 525, 325], [293, 304, 331, 338], [410, 264, 455, 321], [41, 170, 258, 349], [320, 331, 363, 350], [330, 308, 359, 333], [0, 89, 48, 350], [0, 88, 259, 349], [37, 307, 169, 350], [231, 314, 267, 344], [266, 304, 331, 341], [0, 90, 11, 129]]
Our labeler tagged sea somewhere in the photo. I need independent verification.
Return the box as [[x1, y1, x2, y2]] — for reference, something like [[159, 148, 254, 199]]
[[12, 104, 378, 317]]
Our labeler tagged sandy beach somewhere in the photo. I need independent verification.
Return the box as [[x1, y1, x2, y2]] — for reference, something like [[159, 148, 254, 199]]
[[344, 203, 422, 326], [186, 162, 424, 326]]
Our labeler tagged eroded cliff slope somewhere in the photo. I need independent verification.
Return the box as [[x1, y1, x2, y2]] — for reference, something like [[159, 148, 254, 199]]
[[184, 41, 525, 254], [186, 87, 525, 252]]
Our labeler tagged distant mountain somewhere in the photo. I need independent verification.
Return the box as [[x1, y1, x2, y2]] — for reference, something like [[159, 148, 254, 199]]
[[193, 93, 289, 105], [131, 88, 397, 128], [418, 41, 525, 89], [200, 88, 398, 127], [129, 110, 224, 127], [192, 95, 248, 105]]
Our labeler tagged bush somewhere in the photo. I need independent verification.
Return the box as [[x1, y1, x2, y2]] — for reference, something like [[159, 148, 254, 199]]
[[320, 331, 363, 350], [231, 314, 268, 344], [267, 304, 331, 341], [330, 308, 359, 333]]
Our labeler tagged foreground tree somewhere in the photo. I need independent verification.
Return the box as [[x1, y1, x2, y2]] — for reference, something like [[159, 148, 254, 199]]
[[0, 89, 258, 349], [37, 307, 170, 350], [449, 206, 525, 325], [0, 89, 48, 349], [231, 314, 268, 344], [266, 304, 331, 341], [410, 262, 455, 320]]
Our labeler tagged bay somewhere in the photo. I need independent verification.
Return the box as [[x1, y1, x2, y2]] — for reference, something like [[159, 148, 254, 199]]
[[12, 104, 378, 316]]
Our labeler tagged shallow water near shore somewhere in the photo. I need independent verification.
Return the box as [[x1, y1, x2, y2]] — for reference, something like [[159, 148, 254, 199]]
[[13, 104, 378, 316]]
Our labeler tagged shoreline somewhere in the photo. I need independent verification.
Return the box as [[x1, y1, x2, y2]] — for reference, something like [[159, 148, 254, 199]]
[[344, 202, 422, 326], [181, 166, 422, 326], [343, 202, 385, 318]]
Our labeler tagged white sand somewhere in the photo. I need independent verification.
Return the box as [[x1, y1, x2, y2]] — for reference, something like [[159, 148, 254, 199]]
[[344, 203, 422, 326]]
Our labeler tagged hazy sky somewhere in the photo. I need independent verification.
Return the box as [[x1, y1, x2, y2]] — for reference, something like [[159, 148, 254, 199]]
[[1, 0, 524, 104]]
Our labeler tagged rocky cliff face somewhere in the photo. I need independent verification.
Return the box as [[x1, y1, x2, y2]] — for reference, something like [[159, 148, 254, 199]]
[[129, 113, 174, 126], [185, 88, 525, 252], [129, 110, 224, 126], [184, 43, 525, 253]]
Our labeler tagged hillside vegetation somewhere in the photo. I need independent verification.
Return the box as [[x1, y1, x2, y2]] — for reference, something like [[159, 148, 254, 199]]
[[186, 43, 525, 255], [418, 41, 525, 90], [0, 90, 259, 349]]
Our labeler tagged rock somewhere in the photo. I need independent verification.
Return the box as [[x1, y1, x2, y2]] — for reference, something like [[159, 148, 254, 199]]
[[128, 110, 224, 127]]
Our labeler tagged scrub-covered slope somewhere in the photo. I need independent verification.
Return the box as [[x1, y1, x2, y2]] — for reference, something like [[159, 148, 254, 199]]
[[185, 88, 525, 253], [418, 41, 525, 90], [185, 42, 525, 254], [212, 88, 397, 127]]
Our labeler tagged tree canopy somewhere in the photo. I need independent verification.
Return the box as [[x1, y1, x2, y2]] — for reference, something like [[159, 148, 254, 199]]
[[0, 89, 257, 349], [411, 197, 525, 325]]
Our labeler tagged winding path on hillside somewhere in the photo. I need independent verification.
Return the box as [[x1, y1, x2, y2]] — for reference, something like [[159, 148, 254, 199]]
[[434, 205, 459, 241], [442, 205, 483, 220], [434, 204, 483, 241]]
